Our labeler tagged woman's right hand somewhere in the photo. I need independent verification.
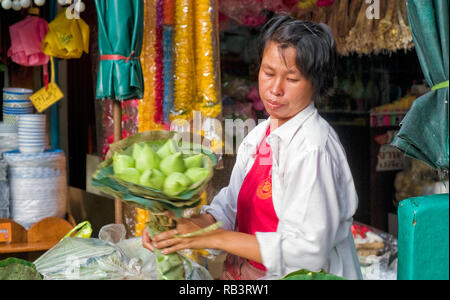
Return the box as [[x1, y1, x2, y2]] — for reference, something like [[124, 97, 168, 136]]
[[141, 212, 217, 252]]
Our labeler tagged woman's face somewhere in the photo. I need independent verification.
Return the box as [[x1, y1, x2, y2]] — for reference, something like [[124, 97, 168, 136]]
[[258, 41, 314, 125]]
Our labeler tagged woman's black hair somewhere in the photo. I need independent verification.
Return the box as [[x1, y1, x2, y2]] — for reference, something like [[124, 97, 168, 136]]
[[258, 14, 337, 102]]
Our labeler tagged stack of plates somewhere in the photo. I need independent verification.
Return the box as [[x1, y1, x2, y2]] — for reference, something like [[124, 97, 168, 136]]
[[0, 122, 18, 154], [3, 150, 67, 229], [3, 88, 34, 125], [18, 114, 46, 154]]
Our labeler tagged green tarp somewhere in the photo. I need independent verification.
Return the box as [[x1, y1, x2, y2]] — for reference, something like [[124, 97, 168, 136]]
[[95, 0, 144, 100], [392, 0, 449, 172]]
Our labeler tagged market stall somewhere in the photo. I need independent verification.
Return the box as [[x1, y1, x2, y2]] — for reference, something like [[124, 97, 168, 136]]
[[0, 0, 447, 280]]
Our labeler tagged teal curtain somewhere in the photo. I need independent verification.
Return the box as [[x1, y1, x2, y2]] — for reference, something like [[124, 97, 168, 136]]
[[95, 0, 144, 101], [391, 0, 449, 172]]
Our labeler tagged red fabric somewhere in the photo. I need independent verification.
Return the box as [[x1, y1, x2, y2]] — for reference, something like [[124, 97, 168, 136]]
[[237, 126, 279, 271]]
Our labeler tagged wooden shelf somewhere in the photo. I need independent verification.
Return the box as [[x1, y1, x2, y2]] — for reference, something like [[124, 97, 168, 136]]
[[0, 241, 59, 254], [0, 216, 75, 258]]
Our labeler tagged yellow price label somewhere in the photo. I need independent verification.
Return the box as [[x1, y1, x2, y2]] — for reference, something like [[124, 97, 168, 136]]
[[30, 82, 64, 113]]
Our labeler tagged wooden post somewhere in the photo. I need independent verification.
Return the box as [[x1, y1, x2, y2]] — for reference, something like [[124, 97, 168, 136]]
[[113, 101, 123, 224]]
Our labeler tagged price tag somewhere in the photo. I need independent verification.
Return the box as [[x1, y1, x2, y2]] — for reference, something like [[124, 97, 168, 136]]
[[30, 82, 64, 113], [0, 223, 12, 243]]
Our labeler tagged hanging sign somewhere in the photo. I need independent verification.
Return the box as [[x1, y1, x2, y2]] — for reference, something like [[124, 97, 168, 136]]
[[30, 57, 64, 112], [375, 130, 407, 171]]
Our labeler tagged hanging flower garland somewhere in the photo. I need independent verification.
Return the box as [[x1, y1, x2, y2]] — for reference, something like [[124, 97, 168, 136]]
[[163, 26, 174, 124], [154, 0, 165, 125], [171, 0, 196, 121], [163, 0, 175, 25], [194, 0, 221, 119], [139, 0, 161, 132], [136, 0, 159, 237]]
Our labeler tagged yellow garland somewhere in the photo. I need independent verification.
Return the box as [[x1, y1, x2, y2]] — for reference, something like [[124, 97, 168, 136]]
[[171, 0, 196, 121], [136, 0, 160, 237], [194, 0, 221, 119], [298, 0, 317, 10]]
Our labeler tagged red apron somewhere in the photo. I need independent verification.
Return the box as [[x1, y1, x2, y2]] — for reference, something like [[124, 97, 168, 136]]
[[232, 127, 280, 275]]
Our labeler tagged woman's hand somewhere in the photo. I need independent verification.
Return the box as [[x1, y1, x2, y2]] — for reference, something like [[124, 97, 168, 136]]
[[152, 227, 225, 255], [141, 212, 217, 253]]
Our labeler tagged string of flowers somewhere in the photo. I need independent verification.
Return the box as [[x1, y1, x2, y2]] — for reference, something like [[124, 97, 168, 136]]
[[163, 0, 175, 25], [136, 0, 159, 237], [163, 26, 174, 124], [172, 0, 196, 121], [194, 0, 221, 119], [154, 0, 165, 126], [139, 0, 161, 132]]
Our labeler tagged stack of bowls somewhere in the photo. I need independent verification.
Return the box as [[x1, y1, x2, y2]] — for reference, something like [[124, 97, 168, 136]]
[[17, 114, 47, 154], [3, 88, 34, 125]]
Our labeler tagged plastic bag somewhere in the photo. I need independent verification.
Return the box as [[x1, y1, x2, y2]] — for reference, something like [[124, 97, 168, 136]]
[[7, 16, 49, 67], [352, 222, 398, 280], [41, 8, 89, 59], [33, 224, 213, 280]]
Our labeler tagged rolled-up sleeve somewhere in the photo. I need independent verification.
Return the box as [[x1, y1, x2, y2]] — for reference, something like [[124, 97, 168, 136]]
[[256, 149, 346, 276]]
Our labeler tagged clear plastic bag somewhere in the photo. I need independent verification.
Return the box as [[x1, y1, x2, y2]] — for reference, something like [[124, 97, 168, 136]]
[[0, 160, 9, 218], [352, 222, 398, 280], [33, 224, 213, 280]]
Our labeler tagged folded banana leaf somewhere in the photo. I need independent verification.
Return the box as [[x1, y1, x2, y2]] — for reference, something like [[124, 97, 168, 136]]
[[145, 223, 185, 280], [0, 258, 43, 280], [92, 166, 202, 217], [281, 269, 347, 280]]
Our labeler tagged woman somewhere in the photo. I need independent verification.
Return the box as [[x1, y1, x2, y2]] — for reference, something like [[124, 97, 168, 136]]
[[142, 14, 362, 280]]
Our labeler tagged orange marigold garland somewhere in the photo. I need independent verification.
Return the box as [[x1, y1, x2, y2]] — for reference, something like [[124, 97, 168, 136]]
[[171, 0, 196, 121], [194, 0, 221, 119]]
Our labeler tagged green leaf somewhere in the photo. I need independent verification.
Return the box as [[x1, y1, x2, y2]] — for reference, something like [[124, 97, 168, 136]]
[[281, 269, 347, 280], [0, 258, 43, 280]]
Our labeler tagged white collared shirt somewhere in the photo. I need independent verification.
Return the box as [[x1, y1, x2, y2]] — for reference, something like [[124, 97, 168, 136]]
[[201, 102, 363, 280]]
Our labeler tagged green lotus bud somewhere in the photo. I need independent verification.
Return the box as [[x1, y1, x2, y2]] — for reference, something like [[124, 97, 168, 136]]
[[113, 152, 135, 174], [185, 167, 210, 183], [160, 152, 186, 176], [139, 169, 166, 190], [132, 143, 161, 172], [116, 168, 141, 185], [163, 172, 192, 197], [156, 139, 178, 159], [183, 154, 204, 169]]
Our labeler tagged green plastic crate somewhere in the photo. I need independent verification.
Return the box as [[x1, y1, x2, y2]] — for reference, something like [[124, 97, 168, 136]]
[[397, 193, 449, 280]]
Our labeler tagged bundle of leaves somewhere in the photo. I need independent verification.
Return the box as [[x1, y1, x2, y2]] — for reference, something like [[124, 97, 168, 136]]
[[91, 130, 219, 279]]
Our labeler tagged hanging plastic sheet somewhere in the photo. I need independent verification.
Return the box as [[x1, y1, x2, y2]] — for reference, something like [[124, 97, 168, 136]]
[[391, 0, 449, 175], [95, 0, 144, 101]]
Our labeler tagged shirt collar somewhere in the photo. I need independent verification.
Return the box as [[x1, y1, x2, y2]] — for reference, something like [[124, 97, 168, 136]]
[[269, 101, 317, 145]]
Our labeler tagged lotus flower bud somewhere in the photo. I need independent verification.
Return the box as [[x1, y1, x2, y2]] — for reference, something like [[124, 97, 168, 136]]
[[116, 168, 141, 185], [163, 172, 192, 197], [160, 152, 186, 176], [140, 169, 166, 190], [156, 139, 178, 159], [183, 154, 204, 169], [185, 167, 210, 183], [133, 143, 161, 172], [113, 152, 135, 175]]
